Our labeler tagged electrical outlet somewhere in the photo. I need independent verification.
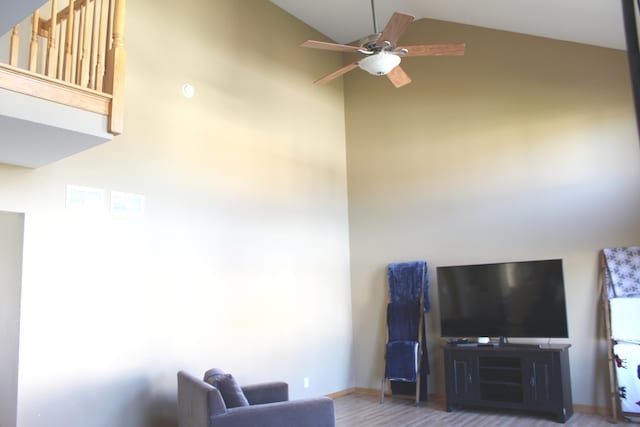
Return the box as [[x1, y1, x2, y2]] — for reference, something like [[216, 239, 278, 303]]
[[303, 377, 310, 388]]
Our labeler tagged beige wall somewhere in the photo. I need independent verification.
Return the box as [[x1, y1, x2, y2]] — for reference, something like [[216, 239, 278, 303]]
[[0, 1, 353, 426], [0, 211, 23, 427], [345, 19, 640, 408], [3, 2, 639, 423]]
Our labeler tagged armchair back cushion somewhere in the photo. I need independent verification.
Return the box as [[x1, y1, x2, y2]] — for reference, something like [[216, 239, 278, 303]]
[[203, 370, 249, 408]]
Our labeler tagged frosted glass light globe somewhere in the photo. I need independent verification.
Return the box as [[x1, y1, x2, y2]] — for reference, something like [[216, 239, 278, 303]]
[[358, 53, 401, 76]]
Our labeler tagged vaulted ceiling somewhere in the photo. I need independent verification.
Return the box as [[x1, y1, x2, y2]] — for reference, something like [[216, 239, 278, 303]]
[[269, 0, 626, 50], [0, 0, 48, 35], [2, 1, 627, 50]]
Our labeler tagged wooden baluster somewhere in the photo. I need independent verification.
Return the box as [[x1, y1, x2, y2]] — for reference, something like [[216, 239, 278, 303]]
[[79, 3, 91, 87], [57, 21, 65, 79], [103, 0, 115, 92], [46, 0, 58, 77], [89, 0, 100, 89], [72, 9, 78, 83], [76, 7, 85, 85], [72, 9, 79, 84], [9, 26, 19, 67], [64, 0, 76, 82], [107, 0, 114, 51], [105, 0, 126, 134], [29, 11, 40, 72], [96, 0, 107, 91], [84, 3, 90, 85]]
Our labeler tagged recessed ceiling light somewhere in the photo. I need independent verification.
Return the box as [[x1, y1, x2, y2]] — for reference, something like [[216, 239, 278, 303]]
[[182, 83, 195, 98]]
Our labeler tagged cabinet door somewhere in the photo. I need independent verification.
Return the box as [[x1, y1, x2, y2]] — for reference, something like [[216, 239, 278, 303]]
[[524, 353, 555, 407], [445, 351, 478, 405]]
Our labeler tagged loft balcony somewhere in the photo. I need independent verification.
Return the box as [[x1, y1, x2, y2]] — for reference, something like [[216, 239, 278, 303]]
[[0, 0, 125, 168]]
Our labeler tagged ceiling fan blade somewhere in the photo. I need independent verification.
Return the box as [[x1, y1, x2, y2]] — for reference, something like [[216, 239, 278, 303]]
[[399, 43, 466, 57], [314, 61, 359, 85], [378, 12, 415, 45], [387, 66, 412, 88], [300, 40, 360, 53]]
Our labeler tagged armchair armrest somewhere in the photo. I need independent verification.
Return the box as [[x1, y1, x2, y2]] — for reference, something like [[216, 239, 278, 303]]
[[212, 397, 335, 427], [241, 382, 288, 404], [178, 371, 227, 425]]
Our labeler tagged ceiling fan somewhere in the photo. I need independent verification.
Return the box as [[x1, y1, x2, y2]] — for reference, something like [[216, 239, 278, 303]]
[[300, 1, 465, 88]]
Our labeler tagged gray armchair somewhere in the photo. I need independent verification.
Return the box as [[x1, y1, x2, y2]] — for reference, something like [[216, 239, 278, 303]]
[[177, 370, 335, 427]]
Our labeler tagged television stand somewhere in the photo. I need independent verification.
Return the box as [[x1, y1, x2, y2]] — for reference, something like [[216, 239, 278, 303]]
[[497, 337, 541, 349], [500, 343, 542, 349], [443, 344, 573, 423]]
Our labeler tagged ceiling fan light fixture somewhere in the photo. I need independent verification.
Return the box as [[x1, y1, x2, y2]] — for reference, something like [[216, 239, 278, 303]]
[[358, 52, 401, 76], [300, 10, 464, 87]]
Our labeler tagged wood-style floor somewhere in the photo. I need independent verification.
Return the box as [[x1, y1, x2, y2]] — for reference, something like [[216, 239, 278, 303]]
[[334, 393, 615, 426]]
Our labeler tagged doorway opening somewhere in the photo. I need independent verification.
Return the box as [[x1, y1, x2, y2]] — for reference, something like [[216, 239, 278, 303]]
[[0, 211, 25, 427]]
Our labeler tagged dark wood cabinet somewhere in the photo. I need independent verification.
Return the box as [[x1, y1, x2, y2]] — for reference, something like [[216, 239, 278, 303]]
[[443, 344, 573, 423], [449, 352, 477, 402]]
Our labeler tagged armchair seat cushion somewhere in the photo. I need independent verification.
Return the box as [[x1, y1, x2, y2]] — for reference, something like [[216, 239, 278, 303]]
[[241, 381, 288, 405], [216, 397, 335, 427]]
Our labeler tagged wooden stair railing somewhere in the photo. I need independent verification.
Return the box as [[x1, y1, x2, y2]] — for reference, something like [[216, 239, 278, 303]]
[[3, 0, 126, 134]]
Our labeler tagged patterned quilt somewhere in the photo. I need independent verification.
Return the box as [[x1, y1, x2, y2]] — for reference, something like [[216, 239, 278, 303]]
[[604, 247, 640, 416], [603, 247, 640, 298]]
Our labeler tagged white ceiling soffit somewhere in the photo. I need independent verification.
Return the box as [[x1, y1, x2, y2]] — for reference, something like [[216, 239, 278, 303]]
[[269, 0, 626, 50], [0, 88, 112, 168]]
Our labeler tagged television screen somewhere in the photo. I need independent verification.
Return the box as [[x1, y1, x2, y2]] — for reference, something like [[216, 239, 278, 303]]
[[437, 259, 568, 339]]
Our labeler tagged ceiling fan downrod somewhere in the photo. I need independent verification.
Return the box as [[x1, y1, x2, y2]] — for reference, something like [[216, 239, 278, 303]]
[[371, 0, 378, 34]]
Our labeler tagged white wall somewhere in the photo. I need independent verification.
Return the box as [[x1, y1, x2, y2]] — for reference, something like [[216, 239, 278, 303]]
[[345, 19, 640, 409], [0, 211, 24, 427], [0, 1, 353, 426]]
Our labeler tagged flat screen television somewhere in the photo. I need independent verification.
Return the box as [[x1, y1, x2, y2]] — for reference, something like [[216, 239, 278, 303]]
[[437, 259, 568, 339]]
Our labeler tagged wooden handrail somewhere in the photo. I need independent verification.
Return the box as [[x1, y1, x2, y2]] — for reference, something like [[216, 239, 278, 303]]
[[0, 63, 111, 115], [1, 0, 126, 134]]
